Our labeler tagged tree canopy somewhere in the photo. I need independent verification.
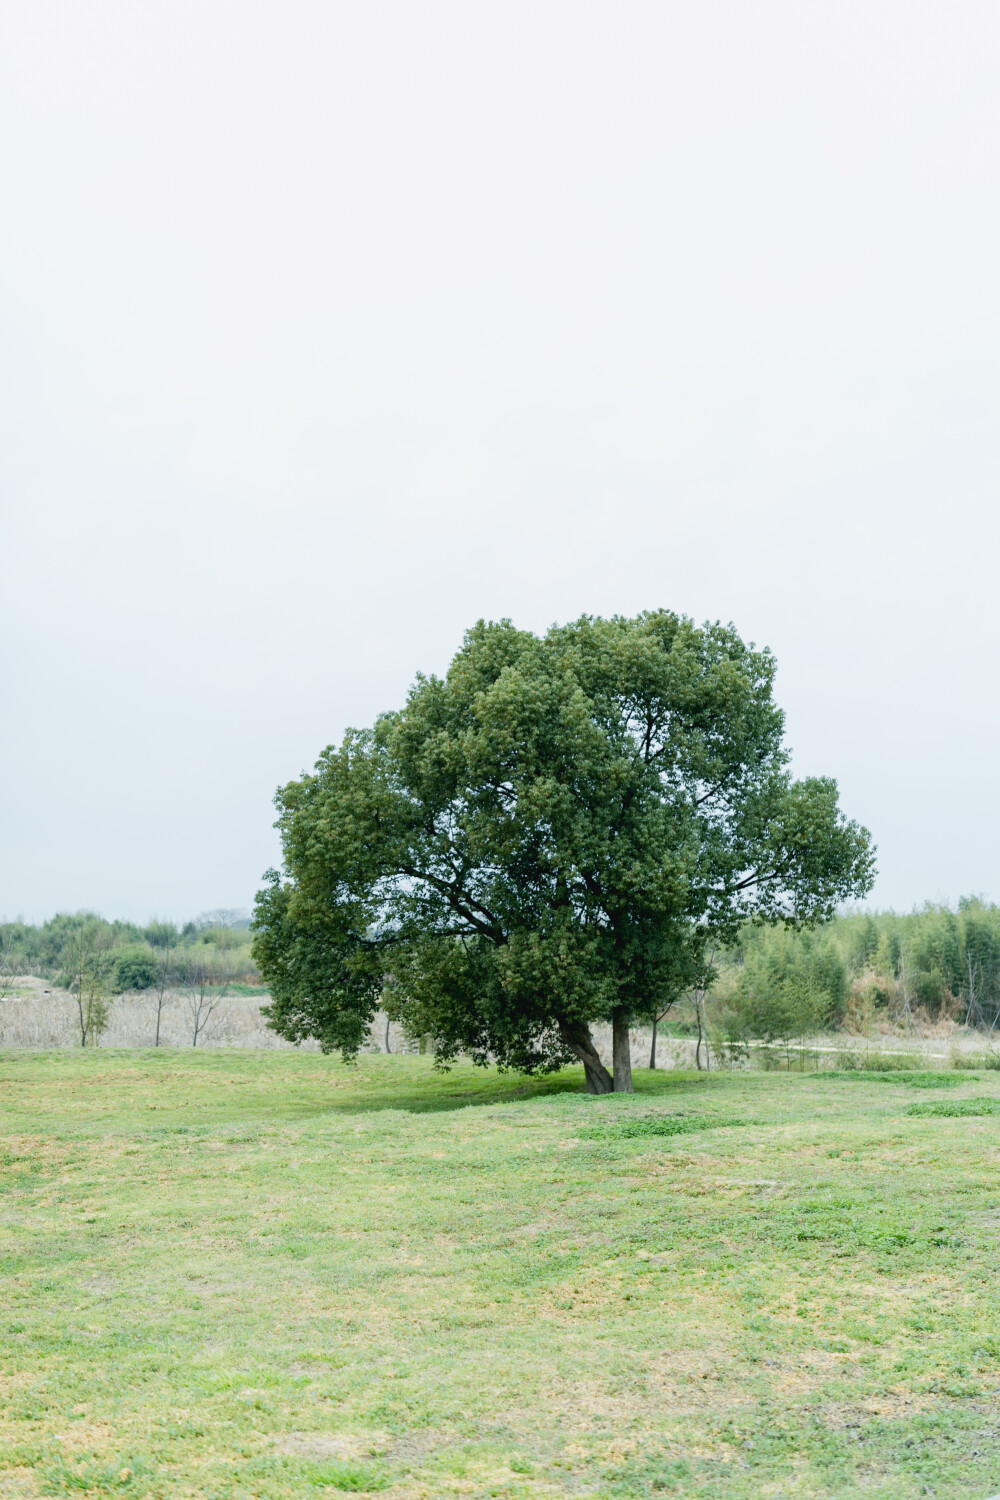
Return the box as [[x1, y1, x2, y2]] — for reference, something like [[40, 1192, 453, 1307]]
[[252, 611, 875, 1090]]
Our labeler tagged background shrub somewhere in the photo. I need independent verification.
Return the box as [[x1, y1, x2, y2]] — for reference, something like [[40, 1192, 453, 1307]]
[[110, 948, 159, 993]]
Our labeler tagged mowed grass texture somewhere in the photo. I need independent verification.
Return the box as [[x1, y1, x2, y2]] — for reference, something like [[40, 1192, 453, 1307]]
[[3, 1055, 1000, 1499]]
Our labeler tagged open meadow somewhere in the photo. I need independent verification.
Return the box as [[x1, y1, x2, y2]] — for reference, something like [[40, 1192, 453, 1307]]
[[3, 1052, 1000, 1499]]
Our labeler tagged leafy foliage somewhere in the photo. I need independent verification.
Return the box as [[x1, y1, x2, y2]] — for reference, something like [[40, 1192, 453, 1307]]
[[253, 611, 874, 1089], [109, 948, 159, 993], [730, 928, 848, 1046]]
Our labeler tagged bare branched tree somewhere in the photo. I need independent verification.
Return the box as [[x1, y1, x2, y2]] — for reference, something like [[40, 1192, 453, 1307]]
[[194, 908, 249, 932], [648, 1002, 674, 1069], [897, 954, 925, 1049], [964, 952, 1000, 1034], [185, 958, 232, 1046], [152, 947, 177, 1047], [690, 947, 716, 1072], [0, 926, 19, 1003], [695, 991, 709, 1072]]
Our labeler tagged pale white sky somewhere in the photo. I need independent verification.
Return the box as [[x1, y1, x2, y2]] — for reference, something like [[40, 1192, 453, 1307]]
[[2, 1, 999, 923]]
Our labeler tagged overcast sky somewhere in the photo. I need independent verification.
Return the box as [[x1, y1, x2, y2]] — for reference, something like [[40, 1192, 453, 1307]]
[[2, 1, 999, 924]]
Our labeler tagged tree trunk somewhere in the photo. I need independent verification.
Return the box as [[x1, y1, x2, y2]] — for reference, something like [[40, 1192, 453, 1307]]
[[649, 1018, 658, 1069], [612, 1008, 633, 1093], [558, 1017, 614, 1094]]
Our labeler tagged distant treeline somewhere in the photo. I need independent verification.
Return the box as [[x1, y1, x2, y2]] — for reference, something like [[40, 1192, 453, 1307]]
[[708, 899, 1000, 1050], [4, 899, 1000, 1040], [1, 909, 257, 994]]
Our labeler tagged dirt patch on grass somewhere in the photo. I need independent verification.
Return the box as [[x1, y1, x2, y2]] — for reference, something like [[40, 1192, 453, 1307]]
[[0, 1468, 40, 1498], [273, 1429, 390, 1460], [380, 1429, 457, 1464]]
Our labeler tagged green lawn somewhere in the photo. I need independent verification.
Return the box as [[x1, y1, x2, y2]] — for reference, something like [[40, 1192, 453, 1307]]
[[2, 1052, 1000, 1499]]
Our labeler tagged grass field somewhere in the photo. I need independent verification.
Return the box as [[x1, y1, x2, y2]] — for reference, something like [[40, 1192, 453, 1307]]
[[3, 1053, 1000, 1499]]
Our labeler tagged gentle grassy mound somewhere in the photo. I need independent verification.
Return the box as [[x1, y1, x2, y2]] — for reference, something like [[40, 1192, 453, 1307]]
[[2, 1052, 1000, 1498]]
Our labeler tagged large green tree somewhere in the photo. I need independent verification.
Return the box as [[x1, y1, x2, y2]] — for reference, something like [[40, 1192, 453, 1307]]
[[252, 612, 874, 1091]]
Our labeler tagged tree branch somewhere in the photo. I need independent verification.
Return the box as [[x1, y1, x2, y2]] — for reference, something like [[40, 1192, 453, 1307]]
[[399, 865, 505, 942]]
